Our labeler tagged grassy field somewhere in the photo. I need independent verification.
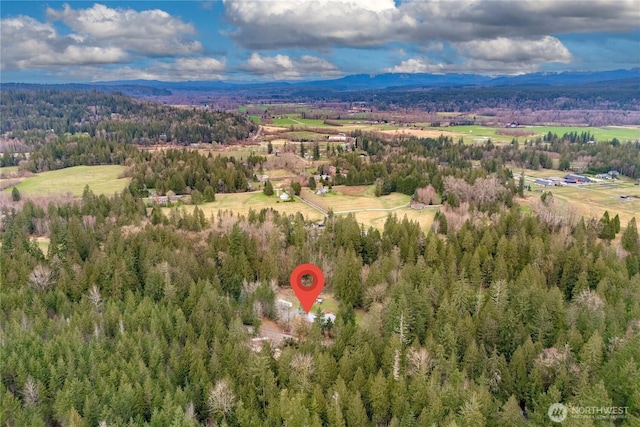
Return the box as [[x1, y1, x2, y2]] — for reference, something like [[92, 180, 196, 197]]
[[526, 125, 640, 142], [429, 125, 640, 144], [519, 168, 639, 225], [352, 207, 436, 231], [4, 165, 130, 197], [281, 131, 329, 140], [272, 115, 328, 127], [301, 185, 411, 212], [0, 166, 20, 178], [169, 185, 436, 231], [171, 192, 325, 222]]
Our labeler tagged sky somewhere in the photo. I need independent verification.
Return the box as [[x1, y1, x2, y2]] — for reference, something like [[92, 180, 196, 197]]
[[1, 0, 639, 83]]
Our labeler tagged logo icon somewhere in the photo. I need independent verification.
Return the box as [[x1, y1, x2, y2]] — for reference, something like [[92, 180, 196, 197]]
[[548, 403, 568, 423], [290, 263, 325, 313]]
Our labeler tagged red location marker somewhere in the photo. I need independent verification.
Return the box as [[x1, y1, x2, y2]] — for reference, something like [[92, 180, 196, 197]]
[[290, 263, 324, 313]]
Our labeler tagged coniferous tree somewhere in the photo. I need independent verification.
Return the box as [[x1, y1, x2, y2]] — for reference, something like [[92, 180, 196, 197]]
[[263, 180, 274, 196], [622, 218, 639, 253], [11, 186, 21, 201]]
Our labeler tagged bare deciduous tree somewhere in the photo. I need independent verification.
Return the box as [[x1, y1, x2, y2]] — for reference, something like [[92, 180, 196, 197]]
[[23, 376, 38, 406], [29, 264, 54, 291], [207, 379, 236, 421]]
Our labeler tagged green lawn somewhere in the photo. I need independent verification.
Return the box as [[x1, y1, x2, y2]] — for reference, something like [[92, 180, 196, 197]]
[[5, 165, 130, 197], [431, 125, 640, 144], [525, 126, 639, 142]]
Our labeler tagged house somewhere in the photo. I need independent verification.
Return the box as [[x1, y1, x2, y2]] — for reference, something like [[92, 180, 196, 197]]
[[278, 299, 293, 309], [306, 311, 336, 324], [328, 166, 337, 175]]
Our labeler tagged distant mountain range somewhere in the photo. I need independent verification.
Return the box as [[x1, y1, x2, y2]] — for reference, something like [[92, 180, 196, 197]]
[[91, 69, 640, 92], [5, 69, 639, 96]]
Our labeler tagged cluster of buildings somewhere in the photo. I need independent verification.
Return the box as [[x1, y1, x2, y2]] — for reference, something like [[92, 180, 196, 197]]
[[534, 171, 624, 187], [595, 170, 621, 180]]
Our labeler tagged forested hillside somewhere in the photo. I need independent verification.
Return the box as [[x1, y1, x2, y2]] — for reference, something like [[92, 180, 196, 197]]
[[2, 181, 639, 425], [0, 89, 257, 148]]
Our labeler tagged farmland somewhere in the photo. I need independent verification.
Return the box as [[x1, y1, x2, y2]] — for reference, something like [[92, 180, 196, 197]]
[[519, 168, 639, 225], [2, 165, 130, 197], [166, 185, 437, 231], [169, 191, 324, 223]]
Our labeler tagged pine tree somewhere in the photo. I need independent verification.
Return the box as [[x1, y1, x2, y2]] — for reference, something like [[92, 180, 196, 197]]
[[291, 182, 301, 196], [11, 186, 21, 202], [598, 210, 615, 240], [313, 142, 320, 160], [263, 180, 274, 196], [622, 218, 639, 253]]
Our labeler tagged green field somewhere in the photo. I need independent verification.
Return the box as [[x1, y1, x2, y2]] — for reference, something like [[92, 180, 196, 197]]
[[271, 114, 338, 128], [430, 125, 640, 144], [281, 131, 329, 140], [5, 165, 130, 197], [525, 126, 640, 142], [249, 115, 263, 124]]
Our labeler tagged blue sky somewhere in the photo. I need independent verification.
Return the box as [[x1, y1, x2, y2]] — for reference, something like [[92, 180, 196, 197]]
[[1, 1, 639, 83]]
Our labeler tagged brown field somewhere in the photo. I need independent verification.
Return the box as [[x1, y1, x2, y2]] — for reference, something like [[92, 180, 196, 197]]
[[166, 191, 324, 222], [518, 168, 639, 226], [300, 185, 410, 213]]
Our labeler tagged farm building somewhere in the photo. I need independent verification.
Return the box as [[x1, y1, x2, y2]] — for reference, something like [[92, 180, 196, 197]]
[[328, 133, 347, 142], [564, 174, 591, 184], [534, 179, 553, 187]]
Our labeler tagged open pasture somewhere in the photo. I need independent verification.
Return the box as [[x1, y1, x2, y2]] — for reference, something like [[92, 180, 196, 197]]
[[526, 125, 640, 142], [3, 165, 130, 197], [176, 192, 324, 222], [520, 168, 639, 225], [301, 185, 411, 213]]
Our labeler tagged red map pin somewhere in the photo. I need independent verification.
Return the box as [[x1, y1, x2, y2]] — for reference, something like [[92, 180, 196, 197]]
[[290, 263, 324, 313]]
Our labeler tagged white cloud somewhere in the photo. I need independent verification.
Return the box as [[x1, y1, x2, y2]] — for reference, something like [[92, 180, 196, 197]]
[[387, 58, 437, 74], [1, 4, 204, 71], [455, 36, 572, 64], [224, 0, 407, 49], [224, 0, 639, 49], [387, 36, 573, 75], [62, 57, 227, 82], [244, 53, 341, 80], [1, 16, 129, 69], [46, 4, 202, 56]]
